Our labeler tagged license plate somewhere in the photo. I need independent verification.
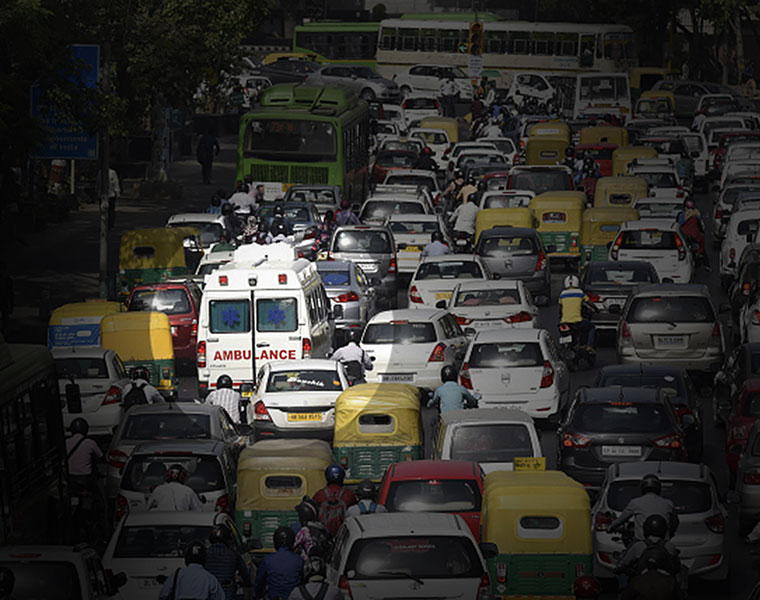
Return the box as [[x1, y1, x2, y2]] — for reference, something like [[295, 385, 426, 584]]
[[559, 335, 572, 344], [359, 263, 378, 273], [401, 246, 420, 252], [601, 445, 642, 457], [604, 298, 625, 308], [141, 578, 159, 588], [435, 292, 452, 300], [241, 390, 253, 398], [287, 412, 322, 422], [656, 335, 686, 348], [381, 374, 414, 383]]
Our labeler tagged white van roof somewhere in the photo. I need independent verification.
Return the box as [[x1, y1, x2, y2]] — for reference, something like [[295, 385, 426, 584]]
[[206, 256, 318, 291], [232, 242, 297, 264]]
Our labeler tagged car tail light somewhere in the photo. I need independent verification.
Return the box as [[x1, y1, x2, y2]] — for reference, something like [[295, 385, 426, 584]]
[[388, 257, 397, 274], [654, 434, 683, 449], [715, 207, 723, 221], [197, 341, 206, 368], [108, 449, 128, 469], [253, 401, 272, 422], [594, 512, 613, 531], [587, 293, 601, 303], [191, 319, 198, 336], [338, 575, 354, 599], [610, 234, 622, 260], [597, 551, 615, 565], [114, 494, 128, 522], [621, 321, 631, 338], [460, 362, 473, 389], [712, 322, 722, 341], [428, 342, 446, 362], [540, 361, 554, 388], [562, 432, 591, 447], [102, 386, 121, 406], [409, 285, 424, 304], [477, 572, 490, 599], [303, 228, 316, 240], [730, 247, 736, 262], [215, 494, 230, 513], [335, 291, 360, 302], [456, 315, 472, 325], [302, 337, 312, 358], [536, 249, 546, 271], [704, 514, 725, 534], [745, 471, 760, 485], [506, 311, 532, 323], [674, 234, 686, 261]]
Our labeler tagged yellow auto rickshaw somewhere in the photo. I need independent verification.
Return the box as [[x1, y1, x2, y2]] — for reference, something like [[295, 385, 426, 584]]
[[612, 146, 659, 176], [578, 126, 629, 147], [100, 311, 177, 398], [333, 383, 422, 483], [593, 175, 649, 208], [481, 470, 592, 599], [117, 227, 204, 299], [580, 207, 640, 266], [419, 116, 459, 144], [527, 121, 571, 143], [48, 299, 125, 349], [529, 192, 585, 267], [236, 439, 334, 553], [525, 136, 570, 166], [630, 67, 671, 100], [634, 93, 676, 121], [474, 207, 535, 243]]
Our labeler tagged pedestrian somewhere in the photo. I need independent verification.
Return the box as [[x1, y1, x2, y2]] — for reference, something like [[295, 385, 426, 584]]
[[147, 464, 203, 511], [206, 524, 251, 600], [345, 479, 387, 517], [197, 127, 221, 184], [287, 557, 343, 600], [428, 365, 478, 412], [0, 261, 13, 335], [254, 527, 304, 600], [205, 375, 243, 423], [439, 76, 458, 118], [313, 465, 357, 536], [253, 184, 266, 204], [159, 541, 225, 600]]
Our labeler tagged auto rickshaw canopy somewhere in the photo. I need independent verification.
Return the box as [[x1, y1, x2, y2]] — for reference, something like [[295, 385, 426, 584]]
[[100, 311, 174, 361], [119, 227, 202, 270]]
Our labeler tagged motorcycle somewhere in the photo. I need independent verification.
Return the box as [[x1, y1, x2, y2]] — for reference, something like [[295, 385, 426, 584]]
[[558, 321, 596, 371], [453, 230, 474, 253]]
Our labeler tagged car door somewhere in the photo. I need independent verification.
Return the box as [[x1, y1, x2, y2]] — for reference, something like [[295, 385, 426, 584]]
[[439, 313, 467, 365]]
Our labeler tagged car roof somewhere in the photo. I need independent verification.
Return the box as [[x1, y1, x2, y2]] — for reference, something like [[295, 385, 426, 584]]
[[419, 254, 481, 264], [387, 214, 439, 222], [609, 461, 709, 481], [620, 219, 679, 231], [263, 359, 340, 371], [131, 440, 226, 455], [630, 283, 710, 297], [599, 364, 686, 378], [439, 407, 534, 425], [454, 280, 521, 291], [403, 92, 439, 99], [121, 510, 222, 526], [386, 459, 481, 480], [369, 308, 446, 323], [579, 386, 663, 404], [123, 403, 222, 416], [345, 512, 469, 538], [473, 328, 543, 343], [52, 346, 110, 358]]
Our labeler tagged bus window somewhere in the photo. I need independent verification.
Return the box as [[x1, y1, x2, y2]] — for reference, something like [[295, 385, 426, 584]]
[[557, 32, 578, 56], [509, 31, 530, 55], [245, 120, 337, 161], [439, 29, 460, 53], [533, 32, 555, 55], [420, 28, 437, 51], [485, 31, 506, 54], [580, 35, 595, 66], [399, 28, 418, 51], [381, 27, 397, 50], [604, 32, 635, 60]]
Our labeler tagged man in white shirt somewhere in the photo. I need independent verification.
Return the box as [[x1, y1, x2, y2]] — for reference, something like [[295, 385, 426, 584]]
[[330, 331, 373, 382], [451, 193, 480, 236], [421, 231, 451, 258], [148, 464, 202, 511], [229, 182, 257, 215], [439, 77, 459, 118], [205, 375, 242, 423]]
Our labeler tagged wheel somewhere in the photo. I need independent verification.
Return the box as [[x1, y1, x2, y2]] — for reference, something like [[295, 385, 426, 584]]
[[360, 88, 376, 101]]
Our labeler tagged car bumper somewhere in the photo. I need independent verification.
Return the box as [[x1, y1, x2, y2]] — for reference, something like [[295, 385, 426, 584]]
[[591, 312, 621, 330], [365, 366, 445, 389], [617, 346, 724, 372], [478, 390, 560, 420], [560, 449, 683, 489], [254, 421, 333, 441]]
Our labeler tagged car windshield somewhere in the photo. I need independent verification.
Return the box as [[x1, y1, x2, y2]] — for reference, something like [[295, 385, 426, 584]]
[[486, 176, 508, 190], [636, 201, 682, 218], [404, 97, 438, 110], [259, 205, 312, 223], [287, 188, 337, 204], [0, 561, 81, 600], [478, 235, 536, 257], [318, 270, 351, 286], [598, 373, 685, 402], [415, 261, 483, 280], [412, 131, 448, 145], [383, 141, 421, 153], [509, 171, 571, 194], [244, 119, 336, 161], [586, 265, 654, 285], [483, 194, 531, 208], [129, 288, 192, 315], [454, 288, 521, 307], [640, 139, 686, 155], [606, 480, 712, 514], [468, 342, 543, 368], [722, 186, 760, 205], [55, 357, 108, 379], [385, 479, 482, 512], [361, 201, 425, 221], [376, 151, 417, 168], [266, 369, 342, 392], [628, 296, 714, 323], [618, 229, 678, 250], [121, 414, 212, 440], [345, 536, 482, 580], [389, 221, 440, 235], [703, 120, 744, 136], [635, 171, 678, 188], [334, 231, 392, 254], [743, 393, 760, 417], [363, 322, 437, 344], [450, 424, 535, 463], [168, 222, 223, 246], [487, 139, 516, 154], [385, 175, 436, 191], [571, 402, 673, 433], [121, 454, 224, 493], [114, 525, 213, 558]]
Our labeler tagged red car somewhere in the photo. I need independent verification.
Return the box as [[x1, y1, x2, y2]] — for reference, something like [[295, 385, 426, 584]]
[[574, 143, 618, 177], [370, 149, 418, 184], [726, 378, 760, 474], [376, 459, 484, 540], [126, 281, 202, 362]]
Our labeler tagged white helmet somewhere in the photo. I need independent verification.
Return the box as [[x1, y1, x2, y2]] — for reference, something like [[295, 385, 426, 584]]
[[564, 275, 580, 289]]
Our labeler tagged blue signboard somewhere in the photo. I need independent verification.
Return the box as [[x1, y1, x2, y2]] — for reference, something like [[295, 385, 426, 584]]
[[30, 44, 100, 160]]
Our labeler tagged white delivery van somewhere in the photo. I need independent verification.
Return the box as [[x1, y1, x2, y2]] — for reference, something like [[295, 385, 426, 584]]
[[196, 243, 335, 397]]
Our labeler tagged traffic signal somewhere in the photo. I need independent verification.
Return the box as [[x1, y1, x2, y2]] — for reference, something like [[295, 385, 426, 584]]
[[469, 22, 483, 55]]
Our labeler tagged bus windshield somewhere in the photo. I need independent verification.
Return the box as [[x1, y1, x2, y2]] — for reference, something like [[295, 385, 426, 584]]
[[244, 119, 337, 161], [603, 32, 636, 59], [579, 75, 628, 101]]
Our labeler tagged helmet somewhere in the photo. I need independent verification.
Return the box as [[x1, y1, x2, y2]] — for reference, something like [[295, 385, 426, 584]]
[[221, 202, 234, 216], [355, 479, 376, 500], [216, 374, 233, 389], [69, 417, 89, 436], [166, 464, 188, 484], [477, 180, 487, 192], [441, 364, 458, 383], [643, 514, 669, 539], [467, 175, 477, 185], [184, 540, 207, 565], [0, 567, 14, 595], [325, 464, 346, 485], [270, 222, 287, 237], [422, 146, 433, 155], [305, 556, 327, 581], [273, 204, 285, 217], [130, 366, 150, 381], [573, 575, 601, 598], [684, 199, 696, 209], [209, 524, 231, 544], [642, 545, 675, 572], [454, 169, 464, 180], [345, 329, 360, 344], [565, 146, 574, 158], [273, 526, 295, 550], [641, 473, 662, 495], [295, 496, 319, 524], [564, 275, 580, 289], [431, 231, 443, 243]]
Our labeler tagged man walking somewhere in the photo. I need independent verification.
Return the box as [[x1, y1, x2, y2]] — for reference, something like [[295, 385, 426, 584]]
[[197, 127, 221, 184], [439, 76, 458, 118]]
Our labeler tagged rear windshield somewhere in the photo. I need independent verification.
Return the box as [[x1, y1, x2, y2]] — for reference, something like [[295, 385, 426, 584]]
[[628, 296, 715, 323], [721, 186, 760, 206], [488, 139, 516, 154], [618, 229, 678, 250], [578, 147, 615, 160], [597, 373, 685, 400], [129, 288, 191, 315], [287, 189, 336, 204], [259, 205, 312, 223], [737, 218, 760, 236], [704, 120, 744, 136], [121, 414, 212, 440], [509, 171, 571, 194], [55, 357, 108, 379], [318, 270, 350, 286], [636, 172, 678, 188], [404, 97, 438, 110], [266, 369, 342, 392], [586, 264, 654, 285], [376, 152, 416, 168], [389, 221, 440, 235], [345, 536, 483, 580], [121, 454, 224, 493], [468, 342, 543, 368], [114, 525, 212, 558], [450, 424, 535, 463], [478, 235, 536, 257], [385, 479, 482, 512], [483, 194, 531, 209], [636, 201, 682, 218], [334, 231, 392, 254], [571, 403, 673, 433], [383, 141, 420, 153], [640, 139, 686, 155], [363, 322, 437, 344], [454, 288, 521, 307], [743, 393, 760, 417], [168, 222, 223, 246], [415, 261, 484, 280], [606, 480, 712, 514], [0, 561, 81, 600], [486, 176, 508, 190]]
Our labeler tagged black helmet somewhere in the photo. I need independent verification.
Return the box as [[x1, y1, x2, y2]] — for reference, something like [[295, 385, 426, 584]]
[[642, 545, 675, 572], [643, 514, 668, 539], [273, 526, 295, 550], [0, 567, 14, 596], [431, 231, 443, 243], [641, 474, 662, 495], [355, 479, 376, 500], [295, 496, 319, 524], [130, 366, 150, 381], [305, 556, 327, 581], [565, 146, 574, 158], [273, 204, 285, 217], [184, 540, 207, 565], [477, 180, 487, 192], [454, 169, 464, 179], [69, 417, 89, 436], [166, 464, 188, 484], [209, 524, 231, 544], [467, 175, 477, 185], [325, 464, 346, 485], [221, 202, 234, 216], [216, 374, 233, 389], [441, 364, 458, 383], [270, 222, 287, 236]]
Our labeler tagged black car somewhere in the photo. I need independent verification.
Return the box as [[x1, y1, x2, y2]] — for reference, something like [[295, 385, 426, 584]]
[[713, 342, 760, 424], [557, 386, 687, 489], [594, 364, 703, 460]]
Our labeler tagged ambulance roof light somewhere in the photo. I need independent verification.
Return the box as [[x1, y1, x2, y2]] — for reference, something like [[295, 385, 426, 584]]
[[219, 275, 228, 286], [278, 274, 287, 284]]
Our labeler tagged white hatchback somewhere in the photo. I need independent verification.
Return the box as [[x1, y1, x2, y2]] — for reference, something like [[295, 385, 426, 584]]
[[720, 207, 760, 283], [387, 214, 452, 274], [409, 255, 490, 309], [401, 93, 442, 127], [442, 279, 540, 333]]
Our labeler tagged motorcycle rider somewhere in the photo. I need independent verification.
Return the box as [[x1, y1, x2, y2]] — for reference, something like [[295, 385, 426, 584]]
[[66, 417, 104, 525], [428, 365, 478, 412], [620, 546, 684, 600], [676, 198, 710, 271], [254, 527, 304, 600], [158, 541, 224, 600], [293, 496, 331, 561], [313, 465, 358, 536], [205, 374, 243, 424], [147, 464, 203, 511], [345, 479, 388, 517], [206, 524, 251, 600], [615, 514, 681, 589], [330, 330, 373, 384], [559, 146, 575, 170], [558, 275, 597, 349], [443, 169, 465, 201], [336, 198, 360, 226], [455, 175, 478, 206], [413, 146, 437, 171], [609, 474, 679, 543], [287, 557, 343, 600], [421, 231, 451, 258], [450, 191, 480, 247]]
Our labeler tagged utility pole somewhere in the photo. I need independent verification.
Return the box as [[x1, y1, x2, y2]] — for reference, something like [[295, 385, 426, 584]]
[[98, 42, 111, 299]]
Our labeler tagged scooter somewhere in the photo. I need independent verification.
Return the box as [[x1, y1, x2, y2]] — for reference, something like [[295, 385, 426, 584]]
[[557, 321, 596, 372]]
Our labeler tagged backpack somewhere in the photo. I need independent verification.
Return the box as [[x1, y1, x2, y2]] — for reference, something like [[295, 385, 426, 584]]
[[305, 523, 332, 559], [318, 486, 348, 536], [123, 382, 148, 410], [343, 360, 364, 381], [635, 539, 677, 576], [358, 501, 377, 514]]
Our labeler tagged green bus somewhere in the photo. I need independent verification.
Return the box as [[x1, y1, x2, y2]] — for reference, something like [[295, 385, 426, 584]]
[[237, 84, 370, 203], [292, 22, 380, 68]]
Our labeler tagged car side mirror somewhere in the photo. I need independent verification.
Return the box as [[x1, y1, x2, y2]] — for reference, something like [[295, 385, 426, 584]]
[[479, 542, 499, 559], [236, 423, 254, 437], [66, 382, 82, 414], [435, 299, 447, 309], [608, 304, 622, 315]]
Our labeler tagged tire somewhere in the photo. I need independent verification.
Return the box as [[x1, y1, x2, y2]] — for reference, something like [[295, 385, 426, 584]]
[[360, 88, 376, 101]]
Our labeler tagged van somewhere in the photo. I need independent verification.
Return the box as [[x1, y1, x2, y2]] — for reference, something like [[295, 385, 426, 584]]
[[720, 208, 760, 286], [197, 243, 336, 397]]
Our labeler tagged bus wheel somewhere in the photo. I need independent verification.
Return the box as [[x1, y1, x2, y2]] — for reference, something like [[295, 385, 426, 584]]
[[360, 88, 376, 101]]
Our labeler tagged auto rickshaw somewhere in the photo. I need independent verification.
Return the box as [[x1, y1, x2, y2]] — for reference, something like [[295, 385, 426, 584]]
[[526, 136, 570, 166], [574, 143, 618, 177], [634, 94, 676, 122], [333, 383, 423, 483], [578, 126, 629, 147], [419, 116, 459, 144], [611, 146, 659, 176], [593, 175, 649, 208], [263, 51, 319, 65], [529, 192, 585, 267], [48, 299, 125, 349], [579, 207, 640, 266], [481, 470, 592, 599], [527, 122, 571, 143], [117, 226, 204, 299], [630, 67, 671, 100], [474, 207, 535, 243], [236, 439, 334, 553], [100, 311, 177, 398]]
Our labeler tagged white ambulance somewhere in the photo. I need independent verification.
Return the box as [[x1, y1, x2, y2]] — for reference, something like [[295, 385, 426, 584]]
[[197, 243, 336, 397]]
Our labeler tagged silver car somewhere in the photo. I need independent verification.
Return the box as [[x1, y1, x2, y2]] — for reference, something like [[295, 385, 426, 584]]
[[316, 260, 378, 342], [305, 65, 399, 102], [735, 419, 760, 530], [284, 185, 342, 217]]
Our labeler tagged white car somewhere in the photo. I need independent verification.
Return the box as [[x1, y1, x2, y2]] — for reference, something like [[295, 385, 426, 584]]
[[610, 220, 694, 283], [372, 119, 401, 148], [195, 249, 234, 283], [627, 164, 684, 198], [450, 141, 499, 161], [442, 279, 540, 333], [361, 309, 468, 388], [248, 359, 348, 439], [409, 127, 451, 163], [459, 328, 570, 421], [711, 184, 760, 245], [478, 189, 534, 210], [387, 214, 452, 274], [53, 346, 131, 437], [409, 255, 490, 309], [401, 93, 442, 127], [394, 64, 472, 100], [166, 213, 231, 253], [358, 194, 431, 225], [455, 150, 508, 173], [381, 103, 407, 132], [479, 136, 518, 164], [383, 169, 441, 196], [633, 196, 683, 220], [720, 208, 760, 283]]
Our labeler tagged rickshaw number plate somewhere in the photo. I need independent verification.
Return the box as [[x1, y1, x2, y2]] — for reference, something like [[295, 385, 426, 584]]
[[381, 374, 414, 383], [601, 445, 641, 457], [559, 335, 572, 344], [287, 412, 322, 422], [435, 292, 452, 300]]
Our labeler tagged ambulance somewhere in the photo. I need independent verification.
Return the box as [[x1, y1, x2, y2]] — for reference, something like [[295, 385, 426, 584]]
[[196, 243, 336, 397]]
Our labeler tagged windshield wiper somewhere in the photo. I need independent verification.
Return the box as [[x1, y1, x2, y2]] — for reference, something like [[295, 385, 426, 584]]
[[378, 571, 424, 585]]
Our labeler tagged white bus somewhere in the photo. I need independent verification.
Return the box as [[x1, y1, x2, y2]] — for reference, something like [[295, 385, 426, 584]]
[[376, 19, 637, 85], [573, 72, 632, 121]]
